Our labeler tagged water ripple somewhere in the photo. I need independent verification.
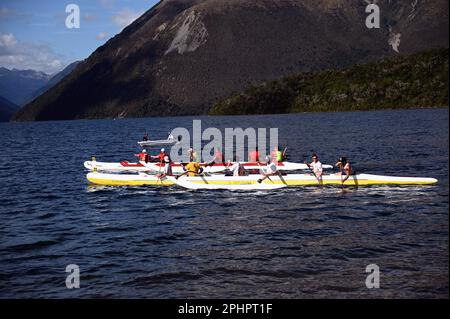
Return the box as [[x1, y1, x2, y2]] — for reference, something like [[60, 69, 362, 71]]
[[0, 109, 448, 298]]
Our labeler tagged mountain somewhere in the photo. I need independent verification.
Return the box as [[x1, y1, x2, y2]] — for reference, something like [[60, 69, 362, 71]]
[[210, 48, 449, 115], [29, 61, 81, 103], [13, 0, 449, 121], [0, 68, 50, 106], [0, 96, 19, 122]]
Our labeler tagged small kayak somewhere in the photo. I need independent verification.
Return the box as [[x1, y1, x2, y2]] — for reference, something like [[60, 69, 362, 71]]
[[84, 160, 332, 173], [86, 172, 438, 187]]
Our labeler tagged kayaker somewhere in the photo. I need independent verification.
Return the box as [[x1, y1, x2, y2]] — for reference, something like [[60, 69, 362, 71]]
[[249, 146, 260, 162], [306, 153, 323, 181], [142, 132, 149, 141], [335, 157, 353, 183], [177, 161, 203, 178], [257, 156, 279, 183], [135, 149, 147, 161]]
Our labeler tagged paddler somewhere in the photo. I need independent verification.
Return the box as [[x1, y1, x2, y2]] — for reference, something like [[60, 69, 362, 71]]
[[306, 153, 323, 181], [188, 148, 200, 162], [335, 157, 353, 183], [213, 148, 224, 163], [270, 147, 285, 163], [176, 161, 203, 179], [229, 156, 246, 176], [257, 156, 279, 183], [157, 154, 172, 178], [152, 148, 167, 162], [249, 146, 260, 162], [142, 132, 149, 141], [135, 149, 147, 161], [206, 148, 225, 167]]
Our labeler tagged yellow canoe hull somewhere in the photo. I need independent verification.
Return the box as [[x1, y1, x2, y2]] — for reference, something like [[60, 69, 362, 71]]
[[86, 173, 175, 186], [86, 172, 438, 187]]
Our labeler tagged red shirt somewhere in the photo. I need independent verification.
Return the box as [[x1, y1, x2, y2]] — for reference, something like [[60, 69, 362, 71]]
[[249, 150, 260, 162]]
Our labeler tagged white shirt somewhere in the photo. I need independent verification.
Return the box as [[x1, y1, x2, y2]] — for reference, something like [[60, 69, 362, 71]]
[[311, 161, 323, 174], [266, 162, 277, 174], [230, 162, 241, 176]]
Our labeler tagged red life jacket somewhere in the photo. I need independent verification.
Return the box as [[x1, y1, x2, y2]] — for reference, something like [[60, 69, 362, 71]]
[[156, 152, 166, 162], [138, 153, 146, 161]]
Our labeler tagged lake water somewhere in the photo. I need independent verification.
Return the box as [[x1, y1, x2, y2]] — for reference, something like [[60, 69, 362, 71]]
[[0, 108, 448, 298]]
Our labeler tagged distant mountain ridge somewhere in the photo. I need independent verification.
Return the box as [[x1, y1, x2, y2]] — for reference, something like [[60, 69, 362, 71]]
[[0, 95, 19, 122], [0, 68, 50, 106], [0, 61, 81, 109], [12, 0, 449, 121]]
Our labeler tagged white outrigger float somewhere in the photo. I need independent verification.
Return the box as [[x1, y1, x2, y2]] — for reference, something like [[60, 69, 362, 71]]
[[86, 171, 438, 188], [84, 159, 332, 174]]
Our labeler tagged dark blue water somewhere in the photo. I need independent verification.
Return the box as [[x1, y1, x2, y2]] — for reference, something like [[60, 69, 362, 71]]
[[0, 108, 448, 298]]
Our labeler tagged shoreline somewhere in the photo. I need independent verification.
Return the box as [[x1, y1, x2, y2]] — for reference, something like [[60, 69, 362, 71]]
[[4, 105, 448, 124]]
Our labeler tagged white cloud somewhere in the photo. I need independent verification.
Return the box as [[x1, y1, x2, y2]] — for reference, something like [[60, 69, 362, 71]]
[[0, 33, 17, 47], [111, 8, 143, 30], [96, 32, 109, 40], [0, 33, 67, 74]]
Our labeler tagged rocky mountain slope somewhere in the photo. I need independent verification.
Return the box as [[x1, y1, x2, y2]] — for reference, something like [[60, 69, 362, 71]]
[[29, 61, 81, 103], [13, 0, 449, 121], [210, 48, 449, 115]]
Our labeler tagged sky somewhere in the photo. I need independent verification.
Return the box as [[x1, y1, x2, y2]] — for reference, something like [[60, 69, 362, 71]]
[[0, 0, 160, 75]]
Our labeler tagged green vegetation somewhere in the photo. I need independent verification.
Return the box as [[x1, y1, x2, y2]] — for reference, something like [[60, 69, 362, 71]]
[[209, 48, 449, 115]]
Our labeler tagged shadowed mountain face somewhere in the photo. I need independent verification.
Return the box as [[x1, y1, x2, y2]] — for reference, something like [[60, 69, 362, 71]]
[[13, 0, 449, 121], [29, 61, 81, 104], [0, 96, 19, 122]]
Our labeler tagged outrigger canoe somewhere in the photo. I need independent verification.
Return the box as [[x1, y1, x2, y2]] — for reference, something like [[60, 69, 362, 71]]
[[86, 172, 438, 187], [84, 160, 333, 174]]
